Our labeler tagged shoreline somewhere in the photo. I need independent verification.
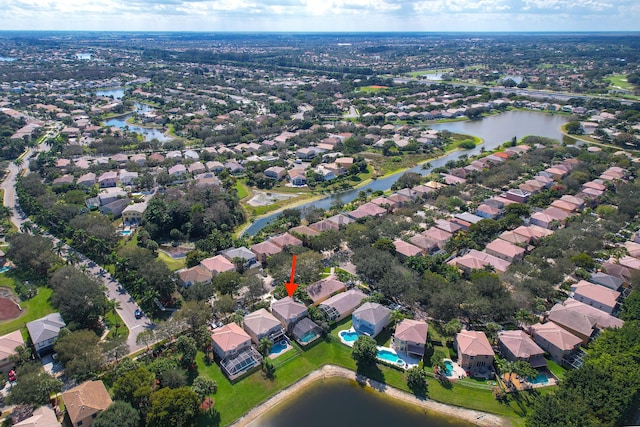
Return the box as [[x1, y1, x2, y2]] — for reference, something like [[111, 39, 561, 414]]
[[230, 365, 509, 427]]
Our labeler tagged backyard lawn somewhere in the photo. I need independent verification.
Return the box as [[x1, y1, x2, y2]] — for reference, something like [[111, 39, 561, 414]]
[[157, 250, 186, 271], [0, 274, 55, 337]]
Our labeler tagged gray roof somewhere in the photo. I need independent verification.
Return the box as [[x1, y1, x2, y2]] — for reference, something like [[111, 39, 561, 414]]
[[292, 317, 321, 338], [221, 247, 256, 262], [26, 313, 66, 346], [243, 308, 281, 336], [590, 272, 624, 290], [353, 302, 391, 325], [271, 297, 307, 321], [320, 289, 367, 316]]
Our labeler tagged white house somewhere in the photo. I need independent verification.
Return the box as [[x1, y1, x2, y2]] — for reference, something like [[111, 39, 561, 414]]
[[351, 302, 391, 338]]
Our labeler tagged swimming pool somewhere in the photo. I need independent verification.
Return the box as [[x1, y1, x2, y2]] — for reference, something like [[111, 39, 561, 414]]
[[0, 265, 11, 273], [339, 330, 360, 343], [377, 348, 405, 367], [119, 230, 131, 236], [270, 340, 288, 355], [443, 360, 455, 377], [299, 332, 318, 344], [528, 372, 549, 385]]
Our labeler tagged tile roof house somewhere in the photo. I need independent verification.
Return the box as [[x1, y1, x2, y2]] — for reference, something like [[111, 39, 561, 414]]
[[505, 189, 531, 204], [570, 280, 620, 314], [289, 225, 321, 238], [547, 303, 598, 345], [200, 255, 236, 275], [0, 330, 24, 375], [434, 219, 463, 234], [306, 276, 346, 306], [512, 225, 553, 243], [589, 272, 624, 291], [220, 247, 257, 268], [243, 308, 285, 345], [454, 330, 495, 374], [26, 313, 66, 357], [177, 264, 213, 288], [269, 233, 303, 249], [475, 204, 503, 219], [409, 234, 439, 254], [62, 380, 112, 427], [601, 260, 633, 283], [348, 202, 387, 220], [326, 214, 355, 228], [121, 202, 147, 225], [352, 302, 391, 338], [76, 172, 96, 187], [497, 330, 547, 368], [250, 240, 283, 264], [97, 171, 118, 188], [448, 249, 511, 274], [13, 406, 61, 427], [393, 239, 424, 258], [319, 289, 367, 323], [422, 227, 453, 249], [562, 298, 624, 330], [497, 230, 531, 246], [485, 238, 526, 262], [271, 297, 308, 332], [392, 319, 428, 359], [309, 219, 339, 233], [211, 322, 252, 360], [529, 322, 582, 364]]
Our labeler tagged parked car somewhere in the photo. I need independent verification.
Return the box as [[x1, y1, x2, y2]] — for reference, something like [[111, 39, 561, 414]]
[[134, 309, 143, 319]]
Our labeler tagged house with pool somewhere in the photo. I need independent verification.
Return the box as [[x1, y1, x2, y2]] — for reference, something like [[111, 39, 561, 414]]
[[454, 330, 495, 378], [306, 276, 347, 306], [392, 319, 429, 359], [319, 289, 367, 323], [497, 330, 547, 369], [529, 321, 582, 364], [243, 308, 286, 345], [211, 322, 262, 381], [352, 302, 391, 338], [271, 297, 307, 333]]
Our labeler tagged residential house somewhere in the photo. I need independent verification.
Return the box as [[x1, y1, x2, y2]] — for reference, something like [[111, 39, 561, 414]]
[[62, 380, 112, 427], [269, 233, 303, 249], [188, 162, 206, 175], [13, 406, 61, 427], [76, 172, 96, 187], [497, 330, 547, 368], [291, 317, 323, 346], [562, 298, 624, 330], [505, 189, 531, 204], [434, 219, 463, 235], [52, 175, 74, 187], [529, 322, 582, 364], [326, 214, 354, 228], [177, 265, 212, 288], [319, 289, 367, 323], [98, 188, 127, 206], [306, 276, 346, 306], [250, 240, 283, 264], [589, 272, 624, 292], [168, 164, 187, 182], [547, 303, 598, 345], [475, 204, 503, 219], [348, 202, 387, 220], [211, 322, 262, 380], [288, 170, 307, 187], [454, 212, 483, 225], [393, 239, 424, 258], [497, 230, 530, 246], [0, 330, 24, 375], [289, 225, 321, 238], [121, 202, 147, 225], [264, 166, 287, 180], [570, 280, 620, 314], [392, 319, 428, 359], [296, 147, 318, 160], [422, 227, 453, 249], [512, 225, 553, 243], [454, 330, 495, 375], [99, 198, 131, 219], [529, 207, 570, 229], [271, 297, 307, 332], [97, 171, 118, 188], [243, 308, 285, 345], [111, 153, 128, 165], [200, 255, 236, 275], [409, 233, 438, 253], [485, 238, 526, 262], [130, 153, 146, 166], [352, 302, 391, 338], [448, 249, 511, 274], [309, 219, 339, 233], [207, 161, 225, 174], [601, 260, 633, 283], [26, 313, 66, 357]]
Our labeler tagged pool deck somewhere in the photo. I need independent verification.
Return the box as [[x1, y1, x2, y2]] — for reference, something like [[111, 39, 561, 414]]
[[443, 358, 467, 380], [268, 340, 293, 359], [338, 327, 359, 347]]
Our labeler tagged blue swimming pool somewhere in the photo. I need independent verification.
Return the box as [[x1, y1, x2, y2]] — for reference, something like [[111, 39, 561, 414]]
[[528, 372, 549, 385], [340, 330, 359, 343], [270, 340, 288, 355], [0, 265, 11, 273], [120, 230, 131, 236], [443, 360, 455, 377], [300, 332, 318, 344]]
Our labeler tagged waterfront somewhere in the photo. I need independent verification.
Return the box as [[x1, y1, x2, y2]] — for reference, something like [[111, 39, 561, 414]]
[[243, 110, 569, 236], [104, 102, 173, 143]]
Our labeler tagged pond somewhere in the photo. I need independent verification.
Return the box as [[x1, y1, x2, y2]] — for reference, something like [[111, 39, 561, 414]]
[[249, 376, 473, 427], [95, 88, 125, 100], [104, 103, 173, 143], [242, 110, 568, 236]]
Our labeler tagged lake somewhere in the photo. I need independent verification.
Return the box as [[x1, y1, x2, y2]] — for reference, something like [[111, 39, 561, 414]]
[[249, 377, 473, 427], [242, 110, 568, 236], [104, 103, 173, 143], [96, 88, 125, 100]]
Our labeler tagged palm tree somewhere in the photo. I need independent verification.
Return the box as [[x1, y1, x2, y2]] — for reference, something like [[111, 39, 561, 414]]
[[20, 220, 33, 234], [515, 309, 535, 328], [389, 309, 406, 328], [258, 337, 273, 356], [105, 298, 122, 335], [53, 240, 65, 257]]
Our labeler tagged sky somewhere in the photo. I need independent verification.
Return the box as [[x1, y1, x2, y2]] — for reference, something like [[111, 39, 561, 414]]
[[1, 0, 639, 32]]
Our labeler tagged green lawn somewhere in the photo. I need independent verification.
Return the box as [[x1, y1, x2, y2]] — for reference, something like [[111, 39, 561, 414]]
[[546, 360, 567, 380], [157, 251, 186, 271], [607, 74, 634, 91], [104, 310, 129, 340], [196, 319, 536, 427], [234, 180, 250, 200], [0, 275, 55, 337]]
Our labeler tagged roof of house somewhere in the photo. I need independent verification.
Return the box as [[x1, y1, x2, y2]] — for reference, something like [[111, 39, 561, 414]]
[[394, 319, 428, 344], [211, 322, 251, 353], [269, 233, 303, 248], [434, 219, 462, 234], [200, 255, 235, 274], [289, 225, 321, 237], [221, 247, 256, 262], [320, 289, 367, 315], [562, 298, 624, 329], [13, 406, 61, 427], [571, 280, 620, 308], [62, 381, 112, 425], [498, 330, 545, 359], [548, 303, 598, 337], [353, 302, 391, 325], [326, 213, 355, 227], [486, 238, 526, 259], [306, 276, 346, 304], [498, 230, 530, 245], [512, 225, 554, 240], [423, 227, 453, 243], [250, 240, 283, 258], [178, 265, 213, 285], [271, 297, 307, 321], [589, 272, 624, 290], [393, 239, 423, 257], [455, 330, 494, 357], [26, 313, 66, 346], [309, 219, 339, 233], [0, 330, 25, 362], [243, 308, 281, 336], [530, 321, 582, 351], [450, 249, 511, 273]]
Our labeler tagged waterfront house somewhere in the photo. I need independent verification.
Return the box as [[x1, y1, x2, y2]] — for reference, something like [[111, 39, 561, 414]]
[[62, 380, 112, 427], [264, 166, 287, 180], [319, 289, 367, 323], [497, 330, 547, 368], [289, 225, 321, 238], [271, 297, 308, 332], [529, 322, 582, 364], [352, 302, 391, 338], [292, 317, 323, 346], [455, 330, 495, 376], [306, 276, 346, 306], [269, 233, 303, 249], [211, 322, 262, 381], [243, 308, 285, 345], [392, 319, 428, 359]]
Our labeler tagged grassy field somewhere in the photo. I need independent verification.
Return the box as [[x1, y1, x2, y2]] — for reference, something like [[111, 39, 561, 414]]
[[607, 74, 634, 91], [357, 85, 390, 93], [405, 68, 453, 77], [104, 309, 129, 340], [157, 251, 186, 271], [0, 275, 55, 337], [234, 180, 250, 200], [195, 317, 539, 427]]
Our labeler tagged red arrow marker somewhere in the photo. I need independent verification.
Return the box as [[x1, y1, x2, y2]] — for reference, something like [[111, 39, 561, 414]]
[[285, 254, 298, 297]]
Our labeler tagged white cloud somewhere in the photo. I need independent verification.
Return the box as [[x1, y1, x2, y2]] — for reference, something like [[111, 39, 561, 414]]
[[413, 0, 510, 14]]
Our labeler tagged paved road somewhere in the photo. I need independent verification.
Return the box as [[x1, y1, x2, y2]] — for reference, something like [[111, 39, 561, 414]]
[[1, 135, 152, 354]]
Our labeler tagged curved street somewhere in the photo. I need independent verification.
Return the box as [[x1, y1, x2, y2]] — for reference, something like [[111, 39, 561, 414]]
[[1, 137, 151, 354]]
